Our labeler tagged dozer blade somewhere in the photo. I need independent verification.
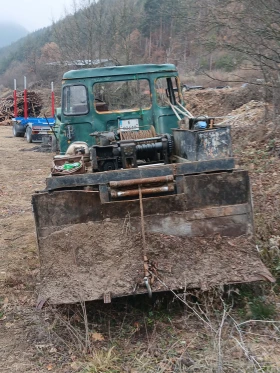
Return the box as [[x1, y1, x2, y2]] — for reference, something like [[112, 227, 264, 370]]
[[32, 170, 274, 304]]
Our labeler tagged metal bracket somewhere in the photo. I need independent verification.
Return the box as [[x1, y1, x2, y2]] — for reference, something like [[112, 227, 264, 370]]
[[175, 175, 184, 194], [143, 277, 152, 298], [99, 184, 110, 203]]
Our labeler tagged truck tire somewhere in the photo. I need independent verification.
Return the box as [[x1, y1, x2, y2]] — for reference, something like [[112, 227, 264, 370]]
[[12, 123, 24, 137], [26, 126, 32, 143]]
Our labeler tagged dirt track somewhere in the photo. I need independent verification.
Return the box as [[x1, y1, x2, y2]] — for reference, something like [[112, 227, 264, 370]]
[[0, 126, 56, 372], [0, 110, 280, 371]]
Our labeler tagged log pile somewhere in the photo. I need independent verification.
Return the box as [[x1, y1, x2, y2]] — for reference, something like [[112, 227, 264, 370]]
[[0, 91, 43, 124]]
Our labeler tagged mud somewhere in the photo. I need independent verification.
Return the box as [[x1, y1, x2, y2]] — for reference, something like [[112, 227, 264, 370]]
[[38, 220, 273, 304]]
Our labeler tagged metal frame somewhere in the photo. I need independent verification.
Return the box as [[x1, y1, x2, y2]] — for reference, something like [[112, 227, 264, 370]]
[[45, 158, 235, 191]]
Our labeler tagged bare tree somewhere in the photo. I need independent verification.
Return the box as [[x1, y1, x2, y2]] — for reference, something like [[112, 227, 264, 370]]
[[190, 0, 280, 115], [52, 0, 111, 67]]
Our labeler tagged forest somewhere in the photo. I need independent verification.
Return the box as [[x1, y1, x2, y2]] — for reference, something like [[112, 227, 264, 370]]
[[0, 0, 279, 101]]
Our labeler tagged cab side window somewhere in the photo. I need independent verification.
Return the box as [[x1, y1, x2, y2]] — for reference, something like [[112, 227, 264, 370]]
[[63, 85, 89, 115]]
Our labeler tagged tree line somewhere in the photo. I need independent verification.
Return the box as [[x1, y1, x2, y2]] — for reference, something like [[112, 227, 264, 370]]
[[0, 0, 280, 108]]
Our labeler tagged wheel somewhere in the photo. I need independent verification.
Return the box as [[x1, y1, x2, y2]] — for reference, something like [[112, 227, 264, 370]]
[[12, 123, 24, 137], [26, 126, 32, 143]]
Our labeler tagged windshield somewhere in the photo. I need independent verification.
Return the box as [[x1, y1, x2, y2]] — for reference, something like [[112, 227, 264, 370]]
[[63, 85, 89, 115], [93, 79, 151, 113]]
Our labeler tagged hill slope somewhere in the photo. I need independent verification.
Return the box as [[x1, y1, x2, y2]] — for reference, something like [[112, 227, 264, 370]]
[[0, 22, 28, 48]]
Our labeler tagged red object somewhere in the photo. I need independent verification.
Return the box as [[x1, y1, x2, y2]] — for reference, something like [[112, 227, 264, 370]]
[[51, 82, 55, 117], [13, 89, 17, 117], [51, 91, 55, 117], [24, 89, 28, 119]]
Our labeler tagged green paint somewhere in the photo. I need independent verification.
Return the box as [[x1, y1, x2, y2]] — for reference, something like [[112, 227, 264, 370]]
[[56, 64, 183, 154]]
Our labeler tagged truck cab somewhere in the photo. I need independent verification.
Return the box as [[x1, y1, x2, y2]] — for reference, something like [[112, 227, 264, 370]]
[[56, 64, 183, 154]]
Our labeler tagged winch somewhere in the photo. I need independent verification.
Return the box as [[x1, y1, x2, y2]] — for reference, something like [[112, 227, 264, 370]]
[[91, 129, 172, 172]]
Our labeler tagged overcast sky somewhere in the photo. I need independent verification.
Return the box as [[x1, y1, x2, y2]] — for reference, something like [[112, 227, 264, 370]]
[[1, 0, 75, 32]]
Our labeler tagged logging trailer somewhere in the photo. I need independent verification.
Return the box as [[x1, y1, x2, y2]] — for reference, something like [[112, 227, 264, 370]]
[[12, 79, 55, 143]]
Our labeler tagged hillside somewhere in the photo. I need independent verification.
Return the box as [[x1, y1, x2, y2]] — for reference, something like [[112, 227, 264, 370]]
[[0, 22, 28, 48], [0, 0, 254, 88], [0, 0, 279, 99]]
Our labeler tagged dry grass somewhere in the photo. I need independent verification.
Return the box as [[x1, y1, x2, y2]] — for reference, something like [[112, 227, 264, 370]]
[[44, 287, 280, 372], [82, 347, 120, 373], [44, 115, 280, 372]]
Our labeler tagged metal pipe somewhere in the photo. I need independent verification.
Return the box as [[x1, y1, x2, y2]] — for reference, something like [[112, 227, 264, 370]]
[[24, 76, 27, 119], [109, 175, 174, 188], [51, 82, 55, 118], [173, 103, 192, 118], [110, 183, 174, 198], [176, 101, 194, 118], [13, 79, 17, 117], [144, 276, 152, 298], [169, 102, 181, 120], [133, 136, 162, 142]]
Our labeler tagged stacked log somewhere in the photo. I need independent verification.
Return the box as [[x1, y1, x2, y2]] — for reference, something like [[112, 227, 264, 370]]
[[0, 91, 43, 124]]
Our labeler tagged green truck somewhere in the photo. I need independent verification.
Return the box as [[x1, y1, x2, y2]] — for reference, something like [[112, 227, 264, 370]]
[[32, 64, 273, 305]]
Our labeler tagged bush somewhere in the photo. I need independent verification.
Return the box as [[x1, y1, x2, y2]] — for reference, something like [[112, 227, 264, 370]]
[[248, 297, 276, 320], [214, 55, 236, 72]]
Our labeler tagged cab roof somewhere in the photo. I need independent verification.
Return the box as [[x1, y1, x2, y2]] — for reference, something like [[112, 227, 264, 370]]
[[63, 64, 177, 80]]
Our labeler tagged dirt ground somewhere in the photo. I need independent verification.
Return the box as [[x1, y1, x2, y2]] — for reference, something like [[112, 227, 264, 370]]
[[39, 222, 273, 304], [184, 84, 266, 117], [1, 88, 280, 372], [0, 128, 56, 372]]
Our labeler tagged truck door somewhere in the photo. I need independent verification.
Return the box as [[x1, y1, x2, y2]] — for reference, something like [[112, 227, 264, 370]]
[[60, 84, 94, 154]]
